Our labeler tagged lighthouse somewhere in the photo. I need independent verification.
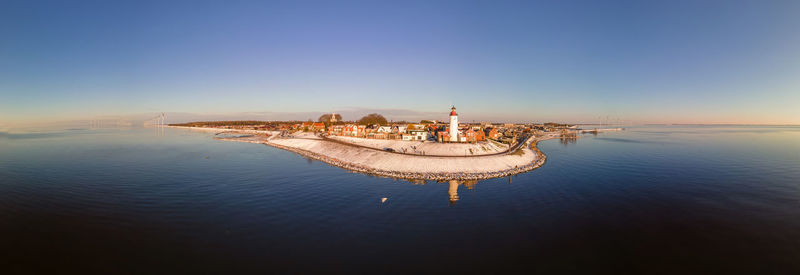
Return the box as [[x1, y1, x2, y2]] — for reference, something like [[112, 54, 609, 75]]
[[449, 106, 458, 142]]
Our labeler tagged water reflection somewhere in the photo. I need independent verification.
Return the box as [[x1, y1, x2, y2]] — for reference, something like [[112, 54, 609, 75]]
[[395, 175, 529, 204], [403, 179, 484, 205], [4, 126, 800, 272], [447, 179, 480, 204], [145, 125, 166, 137], [449, 180, 459, 204], [559, 134, 578, 146]]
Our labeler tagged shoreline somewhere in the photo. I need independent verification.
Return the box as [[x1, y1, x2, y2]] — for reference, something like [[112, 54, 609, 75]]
[[168, 126, 560, 180], [261, 137, 552, 181]]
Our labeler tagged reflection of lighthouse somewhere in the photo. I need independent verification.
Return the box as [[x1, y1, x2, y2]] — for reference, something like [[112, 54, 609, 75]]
[[448, 180, 459, 204], [449, 106, 458, 142]]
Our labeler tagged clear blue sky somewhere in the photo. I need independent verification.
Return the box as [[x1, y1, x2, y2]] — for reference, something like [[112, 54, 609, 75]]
[[1, 0, 799, 126]]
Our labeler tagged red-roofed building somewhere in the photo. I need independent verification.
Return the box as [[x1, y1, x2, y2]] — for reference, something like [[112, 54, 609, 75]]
[[484, 127, 499, 139], [464, 128, 485, 142], [328, 125, 345, 135], [343, 125, 366, 137]]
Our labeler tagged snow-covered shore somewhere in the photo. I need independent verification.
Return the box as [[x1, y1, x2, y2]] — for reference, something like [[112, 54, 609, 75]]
[[169, 126, 556, 180], [327, 135, 508, 156], [266, 136, 549, 180]]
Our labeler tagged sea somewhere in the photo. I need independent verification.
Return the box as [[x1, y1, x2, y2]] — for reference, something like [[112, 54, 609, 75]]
[[1, 125, 799, 273]]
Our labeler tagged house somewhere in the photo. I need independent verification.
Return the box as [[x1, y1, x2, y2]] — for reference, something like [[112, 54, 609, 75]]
[[361, 126, 392, 139], [299, 121, 314, 131], [384, 125, 405, 139], [343, 124, 366, 137], [328, 125, 344, 135], [437, 130, 451, 142], [464, 128, 485, 142], [405, 124, 429, 140], [484, 127, 499, 139], [312, 122, 325, 131], [368, 132, 387, 139], [377, 126, 392, 133]]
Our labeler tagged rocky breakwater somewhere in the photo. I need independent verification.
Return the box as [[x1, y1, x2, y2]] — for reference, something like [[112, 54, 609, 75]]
[[262, 134, 550, 180]]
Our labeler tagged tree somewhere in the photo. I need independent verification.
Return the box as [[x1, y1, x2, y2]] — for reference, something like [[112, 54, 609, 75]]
[[420, 120, 435, 124], [358, 113, 388, 126]]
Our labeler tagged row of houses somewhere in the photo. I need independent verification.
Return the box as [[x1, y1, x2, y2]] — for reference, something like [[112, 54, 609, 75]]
[[327, 124, 427, 141], [203, 121, 577, 146], [212, 121, 523, 144], [320, 123, 504, 143], [195, 105, 570, 144]]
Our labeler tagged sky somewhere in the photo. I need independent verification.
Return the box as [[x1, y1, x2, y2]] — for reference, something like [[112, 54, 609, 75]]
[[1, 0, 799, 127]]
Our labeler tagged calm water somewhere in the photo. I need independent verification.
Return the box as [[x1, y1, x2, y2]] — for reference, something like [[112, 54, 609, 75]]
[[2, 126, 799, 273]]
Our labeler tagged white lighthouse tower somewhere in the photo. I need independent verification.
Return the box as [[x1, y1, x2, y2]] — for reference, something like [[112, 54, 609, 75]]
[[449, 106, 459, 142]]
